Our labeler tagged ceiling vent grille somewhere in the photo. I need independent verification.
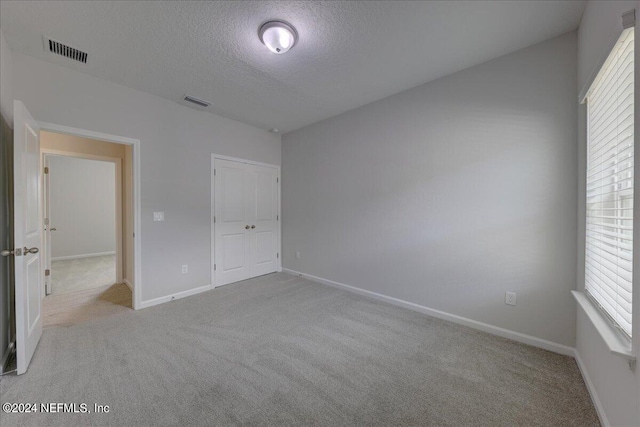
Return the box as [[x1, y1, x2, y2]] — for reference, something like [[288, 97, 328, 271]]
[[44, 37, 87, 64], [183, 95, 211, 108]]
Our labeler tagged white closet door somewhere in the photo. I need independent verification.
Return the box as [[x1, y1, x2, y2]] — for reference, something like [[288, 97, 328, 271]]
[[249, 164, 279, 277], [214, 159, 252, 286], [213, 158, 279, 287]]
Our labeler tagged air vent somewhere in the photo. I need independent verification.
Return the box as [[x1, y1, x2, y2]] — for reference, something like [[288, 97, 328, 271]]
[[183, 95, 211, 108], [44, 36, 87, 64]]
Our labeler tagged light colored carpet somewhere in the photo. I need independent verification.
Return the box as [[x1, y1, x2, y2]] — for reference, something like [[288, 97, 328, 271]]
[[51, 255, 116, 295], [43, 283, 132, 329], [0, 272, 598, 426]]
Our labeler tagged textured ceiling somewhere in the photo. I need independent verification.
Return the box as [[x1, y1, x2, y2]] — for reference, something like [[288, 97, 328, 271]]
[[0, 1, 585, 133]]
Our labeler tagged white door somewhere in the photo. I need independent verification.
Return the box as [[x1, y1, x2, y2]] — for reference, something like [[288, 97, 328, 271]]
[[213, 158, 279, 287], [13, 101, 43, 375], [43, 155, 52, 295], [249, 164, 279, 277], [214, 159, 253, 286]]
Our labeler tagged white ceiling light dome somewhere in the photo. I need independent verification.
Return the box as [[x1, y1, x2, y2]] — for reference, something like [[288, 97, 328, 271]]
[[259, 20, 298, 54]]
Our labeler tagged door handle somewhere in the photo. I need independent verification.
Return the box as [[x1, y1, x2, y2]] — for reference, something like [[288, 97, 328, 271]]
[[1, 249, 14, 257], [50, 228, 57, 231], [251, 225, 256, 229], [24, 247, 39, 254], [245, 225, 251, 229]]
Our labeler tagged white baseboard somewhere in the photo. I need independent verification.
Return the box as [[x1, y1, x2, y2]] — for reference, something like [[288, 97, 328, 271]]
[[574, 351, 609, 427], [283, 268, 576, 357], [139, 284, 213, 309], [1, 342, 14, 374], [123, 279, 133, 292], [52, 251, 116, 261]]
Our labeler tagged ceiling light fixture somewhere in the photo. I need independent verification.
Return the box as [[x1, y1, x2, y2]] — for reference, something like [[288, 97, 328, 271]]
[[259, 20, 297, 54]]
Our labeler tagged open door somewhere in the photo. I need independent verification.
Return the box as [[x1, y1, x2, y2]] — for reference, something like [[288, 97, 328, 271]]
[[43, 155, 51, 296], [13, 101, 43, 375]]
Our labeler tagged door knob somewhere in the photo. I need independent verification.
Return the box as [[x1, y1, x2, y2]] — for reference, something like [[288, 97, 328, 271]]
[[251, 225, 256, 229], [50, 228, 57, 231], [24, 247, 39, 254], [1, 249, 14, 257], [245, 225, 250, 229]]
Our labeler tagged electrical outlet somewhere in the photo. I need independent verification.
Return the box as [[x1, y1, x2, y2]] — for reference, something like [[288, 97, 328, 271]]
[[505, 291, 517, 306], [181, 265, 188, 274], [153, 212, 165, 221]]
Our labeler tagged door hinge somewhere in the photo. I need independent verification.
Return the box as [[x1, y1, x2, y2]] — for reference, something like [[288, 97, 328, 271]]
[[277, 253, 279, 259], [213, 216, 216, 223], [44, 218, 49, 225], [45, 269, 50, 277], [214, 169, 216, 176], [44, 167, 49, 174], [214, 264, 216, 271], [277, 215, 279, 221], [277, 177, 279, 183]]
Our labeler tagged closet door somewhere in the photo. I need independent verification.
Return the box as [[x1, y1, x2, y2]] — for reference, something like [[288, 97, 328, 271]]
[[214, 159, 252, 286], [248, 164, 279, 278]]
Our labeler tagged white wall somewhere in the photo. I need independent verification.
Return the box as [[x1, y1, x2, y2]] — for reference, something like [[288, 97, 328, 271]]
[[282, 32, 578, 348], [576, 2, 640, 426], [11, 51, 281, 303], [48, 156, 116, 259]]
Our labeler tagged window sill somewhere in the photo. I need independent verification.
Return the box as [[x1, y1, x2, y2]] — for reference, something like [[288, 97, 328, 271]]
[[572, 291, 636, 363]]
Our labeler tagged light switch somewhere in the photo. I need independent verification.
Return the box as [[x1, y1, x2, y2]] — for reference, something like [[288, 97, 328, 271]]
[[153, 212, 165, 221]]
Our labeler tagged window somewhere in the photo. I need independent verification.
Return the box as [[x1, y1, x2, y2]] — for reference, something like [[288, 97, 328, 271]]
[[585, 25, 634, 338]]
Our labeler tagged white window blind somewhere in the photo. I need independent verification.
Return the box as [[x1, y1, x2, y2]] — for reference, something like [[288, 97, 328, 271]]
[[585, 26, 635, 338]]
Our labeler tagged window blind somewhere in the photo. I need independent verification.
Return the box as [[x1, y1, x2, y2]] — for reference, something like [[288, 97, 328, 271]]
[[585, 26, 635, 337]]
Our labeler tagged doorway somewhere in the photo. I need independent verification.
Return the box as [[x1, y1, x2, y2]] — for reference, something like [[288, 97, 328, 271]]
[[10, 101, 142, 374], [40, 131, 133, 328], [44, 154, 119, 295]]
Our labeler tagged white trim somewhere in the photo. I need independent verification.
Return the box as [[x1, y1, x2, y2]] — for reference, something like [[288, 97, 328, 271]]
[[123, 279, 133, 292], [211, 154, 281, 288], [572, 291, 636, 361], [0, 342, 15, 374], [210, 153, 280, 170], [38, 121, 142, 310], [51, 251, 116, 261], [574, 350, 610, 427], [283, 268, 576, 357], [39, 122, 139, 146], [139, 284, 212, 309]]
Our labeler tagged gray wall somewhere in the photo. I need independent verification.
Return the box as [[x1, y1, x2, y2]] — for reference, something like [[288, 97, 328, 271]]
[[11, 51, 281, 304], [0, 29, 11, 126], [0, 28, 13, 371], [0, 114, 13, 372], [282, 32, 578, 347], [48, 156, 116, 259], [575, 2, 639, 426]]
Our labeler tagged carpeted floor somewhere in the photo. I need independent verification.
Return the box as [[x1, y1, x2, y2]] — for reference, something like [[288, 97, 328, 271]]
[[0, 272, 599, 426], [43, 283, 132, 329], [51, 255, 116, 295]]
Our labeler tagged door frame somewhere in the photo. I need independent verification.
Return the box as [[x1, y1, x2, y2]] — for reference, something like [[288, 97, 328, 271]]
[[38, 122, 142, 310], [42, 151, 123, 294], [210, 154, 281, 288]]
